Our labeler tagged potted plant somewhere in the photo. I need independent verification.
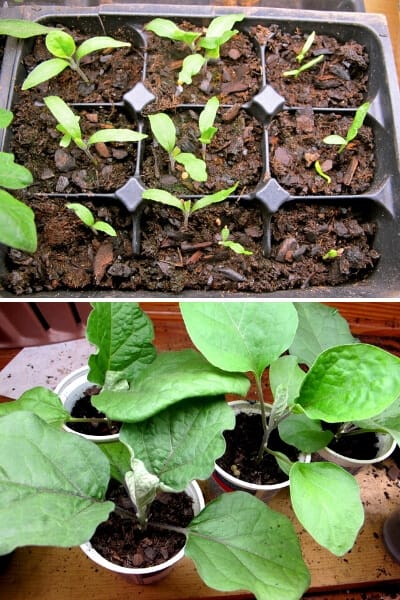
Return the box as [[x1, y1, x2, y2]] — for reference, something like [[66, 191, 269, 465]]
[[0, 5, 399, 297], [0, 301, 311, 600], [180, 301, 400, 557]]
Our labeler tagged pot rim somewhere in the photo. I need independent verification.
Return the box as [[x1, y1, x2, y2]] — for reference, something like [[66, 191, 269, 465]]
[[214, 399, 311, 492], [319, 432, 397, 465], [54, 365, 119, 443], [80, 480, 205, 575]]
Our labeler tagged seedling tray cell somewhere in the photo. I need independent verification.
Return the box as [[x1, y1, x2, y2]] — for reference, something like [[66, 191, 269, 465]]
[[0, 4, 398, 298]]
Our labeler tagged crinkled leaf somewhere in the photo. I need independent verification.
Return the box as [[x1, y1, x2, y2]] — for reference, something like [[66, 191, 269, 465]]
[[125, 458, 169, 527], [356, 396, 400, 445], [87, 128, 147, 146], [98, 441, 131, 484], [87, 302, 156, 389], [178, 53, 206, 84], [142, 188, 183, 211], [0, 387, 69, 427], [186, 491, 310, 600], [0, 109, 13, 129], [0, 19, 54, 38], [148, 113, 176, 153], [180, 302, 298, 378], [290, 303, 357, 367], [0, 152, 33, 189], [92, 349, 250, 422], [76, 36, 130, 63], [296, 344, 400, 422], [175, 153, 207, 182], [279, 413, 334, 453], [0, 190, 37, 253], [290, 461, 364, 555], [0, 412, 113, 555], [22, 58, 69, 90], [120, 395, 234, 490], [46, 30, 75, 59], [269, 355, 306, 407], [191, 184, 237, 213]]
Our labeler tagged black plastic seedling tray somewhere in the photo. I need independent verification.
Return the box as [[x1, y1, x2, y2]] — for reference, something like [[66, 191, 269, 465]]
[[0, 3, 399, 298]]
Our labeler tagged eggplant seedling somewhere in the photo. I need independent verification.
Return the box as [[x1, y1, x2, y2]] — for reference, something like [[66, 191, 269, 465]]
[[314, 160, 331, 185], [323, 101, 371, 154], [44, 95, 147, 166], [296, 30, 316, 64], [283, 54, 324, 78], [198, 96, 219, 160], [148, 112, 207, 182], [66, 203, 117, 237], [0, 108, 36, 253], [21, 29, 131, 90], [218, 226, 253, 255], [142, 183, 238, 229]]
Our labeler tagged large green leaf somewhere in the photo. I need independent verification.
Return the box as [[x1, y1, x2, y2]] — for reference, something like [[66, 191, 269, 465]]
[[296, 344, 400, 422], [0, 412, 113, 555], [0, 190, 37, 253], [356, 396, 400, 445], [0, 387, 69, 427], [180, 302, 298, 377], [87, 302, 156, 389], [92, 349, 250, 422], [290, 303, 357, 367], [186, 491, 310, 600], [290, 462, 364, 556], [120, 396, 234, 489]]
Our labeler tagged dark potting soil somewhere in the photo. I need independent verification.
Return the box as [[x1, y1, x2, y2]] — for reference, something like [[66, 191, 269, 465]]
[[325, 426, 381, 460], [217, 411, 300, 485], [68, 386, 121, 436], [91, 480, 194, 569]]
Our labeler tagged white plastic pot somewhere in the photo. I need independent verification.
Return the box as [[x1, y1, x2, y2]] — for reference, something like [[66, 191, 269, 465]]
[[210, 400, 310, 502], [54, 365, 119, 443], [80, 480, 205, 584], [317, 432, 397, 475]]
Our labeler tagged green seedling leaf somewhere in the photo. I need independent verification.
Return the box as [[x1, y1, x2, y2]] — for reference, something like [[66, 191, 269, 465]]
[[0, 19, 55, 38], [323, 134, 347, 146], [323, 101, 370, 153], [142, 188, 184, 210], [87, 302, 156, 389], [92, 221, 117, 236], [98, 441, 131, 484], [66, 202, 94, 226], [322, 248, 343, 260], [87, 128, 147, 146], [191, 183, 238, 213], [178, 53, 206, 85], [75, 36, 131, 63], [0, 152, 33, 189], [0, 189, 37, 253], [283, 53, 324, 77], [148, 112, 176, 154], [180, 302, 298, 378], [144, 18, 200, 48], [203, 14, 244, 42], [0, 386, 69, 427], [269, 355, 306, 407], [219, 230, 253, 256], [121, 395, 235, 490], [92, 349, 250, 422], [296, 343, 400, 422], [186, 491, 311, 600], [0, 411, 113, 555], [198, 96, 219, 144], [279, 413, 334, 453], [22, 58, 70, 90], [44, 96, 82, 143], [296, 31, 315, 63], [290, 461, 364, 555], [290, 302, 357, 367], [175, 152, 207, 181], [314, 159, 331, 184], [46, 30, 75, 59], [0, 109, 13, 129]]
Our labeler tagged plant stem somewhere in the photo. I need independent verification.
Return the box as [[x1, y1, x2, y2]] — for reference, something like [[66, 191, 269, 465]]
[[70, 58, 90, 84], [67, 417, 111, 424], [255, 374, 269, 463]]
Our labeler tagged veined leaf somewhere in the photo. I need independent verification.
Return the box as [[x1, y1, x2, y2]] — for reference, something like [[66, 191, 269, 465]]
[[98, 441, 131, 484], [356, 396, 400, 445], [269, 355, 306, 407], [0, 387, 69, 427], [279, 413, 334, 453]]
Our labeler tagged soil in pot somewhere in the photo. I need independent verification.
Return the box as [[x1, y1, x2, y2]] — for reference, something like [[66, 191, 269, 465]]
[[68, 385, 121, 437], [216, 412, 299, 485], [324, 426, 382, 460], [253, 24, 369, 108], [91, 480, 194, 569], [1, 197, 379, 294]]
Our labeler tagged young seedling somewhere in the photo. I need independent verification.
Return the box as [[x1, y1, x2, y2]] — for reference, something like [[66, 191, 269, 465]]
[[66, 203, 117, 237], [144, 18, 201, 51], [218, 226, 253, 255], [323, 101, 371, 153], [44, 95, 147, 166], [296, 30, 316, 64], [142, 183, 238, 229], [283, 53, 324, 78], [198, 96, 219, 160], [322, 248, 344, 260], [314, 159, 331, 184], [0, 108, 36, 253], [148, 112, 207, 182], [21, 29, 131, 90]]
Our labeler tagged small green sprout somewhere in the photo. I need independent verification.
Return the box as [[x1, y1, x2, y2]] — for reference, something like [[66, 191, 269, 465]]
[[283, 54, 324, 78], [44, 96, 147, 166], [296, 31, 316, 64], [142, 183, 238, 229], [198, 96, 219, 159], [218, 226, 252, 255], [314, 160, 331, 185], [148, 112, 207, 182], [0, 108, 36, 253], [22, 29, 131, 90], [323, 101, 371, 154], [322, 248, 344, 260], [66, 203, 117, 237], [144, 18, 201, 51]]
